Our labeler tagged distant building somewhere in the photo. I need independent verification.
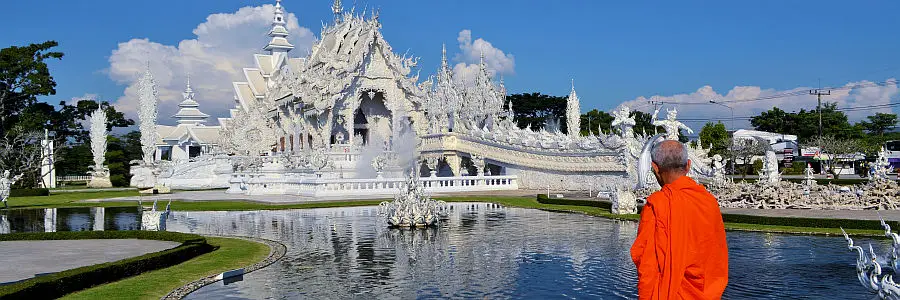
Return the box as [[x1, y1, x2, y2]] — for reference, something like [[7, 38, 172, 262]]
[[155, 79, 221, 161]]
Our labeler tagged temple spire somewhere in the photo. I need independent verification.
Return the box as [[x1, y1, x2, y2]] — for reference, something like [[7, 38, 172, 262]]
[[332, 0, 343, 22], [173, 76, 209, 125], [566, 79, 581, 136], [441, 44, 448, 68], [264, 0, 294, 57]]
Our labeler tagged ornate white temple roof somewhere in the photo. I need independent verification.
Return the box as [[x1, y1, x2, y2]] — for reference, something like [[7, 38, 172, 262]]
[[173, 78, 209, 125]]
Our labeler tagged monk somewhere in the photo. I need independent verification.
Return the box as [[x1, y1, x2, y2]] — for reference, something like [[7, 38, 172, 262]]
[[630, 140, 729, 299]]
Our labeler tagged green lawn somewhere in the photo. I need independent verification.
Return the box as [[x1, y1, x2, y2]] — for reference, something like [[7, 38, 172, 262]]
[[62, 237, 270, 300], [6, 190, 139, 209]]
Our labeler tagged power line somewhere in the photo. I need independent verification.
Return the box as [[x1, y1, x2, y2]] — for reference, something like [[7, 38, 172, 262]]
[[647, 79, 899, 106]]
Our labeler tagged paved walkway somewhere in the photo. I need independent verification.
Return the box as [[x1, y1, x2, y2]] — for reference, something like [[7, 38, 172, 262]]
[[0, 239, 180, 284]]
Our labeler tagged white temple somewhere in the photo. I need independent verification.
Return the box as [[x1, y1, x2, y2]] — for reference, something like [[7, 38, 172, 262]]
[[142, 0, 720, 200]]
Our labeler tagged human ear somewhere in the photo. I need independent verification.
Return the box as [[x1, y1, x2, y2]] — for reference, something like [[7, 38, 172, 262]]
[[686, 159, 692, 171]]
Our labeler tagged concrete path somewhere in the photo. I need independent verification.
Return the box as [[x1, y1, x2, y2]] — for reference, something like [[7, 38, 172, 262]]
[[0, 239, 180, 284]]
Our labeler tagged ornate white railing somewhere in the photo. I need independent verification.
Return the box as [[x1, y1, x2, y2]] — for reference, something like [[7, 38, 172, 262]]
[[227, 174, 518, 197], [57, 175, 91, 182]]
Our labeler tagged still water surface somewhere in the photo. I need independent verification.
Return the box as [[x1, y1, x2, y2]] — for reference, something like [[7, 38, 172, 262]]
[[164, 204, 881, 299], [0, 204, 884, 299]]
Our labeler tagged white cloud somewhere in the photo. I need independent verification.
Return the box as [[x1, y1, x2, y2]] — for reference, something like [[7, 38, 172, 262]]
[[617, 79, 899, 131], [452, 29, 515, 87], [108, 4, 315, 125]]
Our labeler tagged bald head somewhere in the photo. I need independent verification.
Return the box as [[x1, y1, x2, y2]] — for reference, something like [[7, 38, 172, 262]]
[[651, 140, 689, 173]]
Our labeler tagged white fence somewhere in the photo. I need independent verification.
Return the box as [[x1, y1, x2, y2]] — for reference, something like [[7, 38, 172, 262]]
[[227, 174, 519, 197], [57, 175, 91, 182]]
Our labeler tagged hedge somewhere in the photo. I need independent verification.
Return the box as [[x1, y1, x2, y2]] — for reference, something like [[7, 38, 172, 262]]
[[536, 194, 612, 210], [9, 188, 50, 197], [720, 213, 899, 231], [0, 231, 213, 299]]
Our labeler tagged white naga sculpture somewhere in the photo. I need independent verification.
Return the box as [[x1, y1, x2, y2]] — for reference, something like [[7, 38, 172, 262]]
[[842, 220, 900, 299], [652, 107, 693, 141], [88, 108, 112, 188], [0, 170, 23, 209]]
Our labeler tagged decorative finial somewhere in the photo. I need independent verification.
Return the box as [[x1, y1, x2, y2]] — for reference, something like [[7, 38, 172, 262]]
[[571, 78, 575, 91], [332, 0, 343, 19]]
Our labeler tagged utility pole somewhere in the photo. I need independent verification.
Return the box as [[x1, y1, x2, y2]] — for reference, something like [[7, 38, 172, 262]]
[[809, 89, 830, 138]]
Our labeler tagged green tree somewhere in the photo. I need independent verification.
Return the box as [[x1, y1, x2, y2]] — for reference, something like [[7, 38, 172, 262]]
[[750, 102, 859, 140], [106, 131, 142, 187], [632, 111, 664, 137], [580, 109, 614, 135], [859, 113, 897, 138], [0, 41, 64, 135], [750, 107, 795, 134], [699, 122, 729, 157], [506, 93, 567, 131]]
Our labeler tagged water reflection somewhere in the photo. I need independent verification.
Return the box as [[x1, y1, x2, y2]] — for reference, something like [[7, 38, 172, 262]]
[[0, 207, 140, 233], [173, 204, 888, 300]]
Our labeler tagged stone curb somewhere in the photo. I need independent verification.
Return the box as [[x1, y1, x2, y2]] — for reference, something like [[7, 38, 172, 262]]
[[161, 235, 287, 300]]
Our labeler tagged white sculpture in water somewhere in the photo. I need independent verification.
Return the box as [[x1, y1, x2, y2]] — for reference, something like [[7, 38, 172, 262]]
[[0, 170, 23, 209], [652, 107, 693, 141], [88, 108, 112, 188], [378, 171, 448, 227]]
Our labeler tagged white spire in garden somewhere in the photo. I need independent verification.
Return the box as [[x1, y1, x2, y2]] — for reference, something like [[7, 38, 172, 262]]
[[566, 79, 581, 136], [89, 108, 108, 175], [138, 65, 159, 165]]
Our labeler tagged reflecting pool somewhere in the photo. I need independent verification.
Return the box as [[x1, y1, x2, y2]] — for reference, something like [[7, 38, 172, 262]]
[[0, 207, 140, 233], [155, 203, 882, 299]]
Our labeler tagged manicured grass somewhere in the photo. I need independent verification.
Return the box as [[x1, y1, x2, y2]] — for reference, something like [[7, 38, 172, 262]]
[[62, 237, 270, 300], [5, 190, 139, 209]]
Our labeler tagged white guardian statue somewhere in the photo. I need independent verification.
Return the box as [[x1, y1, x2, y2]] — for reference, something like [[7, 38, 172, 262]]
[[88, 108, 112, 188], [0, 170, 23, 209], [652, 107, 693, 141]]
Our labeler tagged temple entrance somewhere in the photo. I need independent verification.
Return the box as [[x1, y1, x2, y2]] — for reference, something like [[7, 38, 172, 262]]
[[354, 91, 392, 147]]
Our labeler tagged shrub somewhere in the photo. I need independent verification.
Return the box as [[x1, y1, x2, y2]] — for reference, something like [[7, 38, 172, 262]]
[[0, 231, 212, 299], [536, 194, 612, 210], [110, 174, 128, 187], [9, 188, 50, 197]]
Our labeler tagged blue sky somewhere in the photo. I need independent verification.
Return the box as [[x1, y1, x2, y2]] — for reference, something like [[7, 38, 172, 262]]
[[3, 0, 900, 128]]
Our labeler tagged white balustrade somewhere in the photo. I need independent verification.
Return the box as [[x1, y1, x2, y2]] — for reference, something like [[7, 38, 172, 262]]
[[228, 173, 518, 197]]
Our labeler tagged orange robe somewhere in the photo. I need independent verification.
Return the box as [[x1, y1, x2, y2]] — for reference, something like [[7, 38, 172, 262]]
[[630, 176, 729, 299]]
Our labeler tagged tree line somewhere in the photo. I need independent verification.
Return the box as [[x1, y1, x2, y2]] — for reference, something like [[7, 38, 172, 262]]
[[1, 41, 141, 187]]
